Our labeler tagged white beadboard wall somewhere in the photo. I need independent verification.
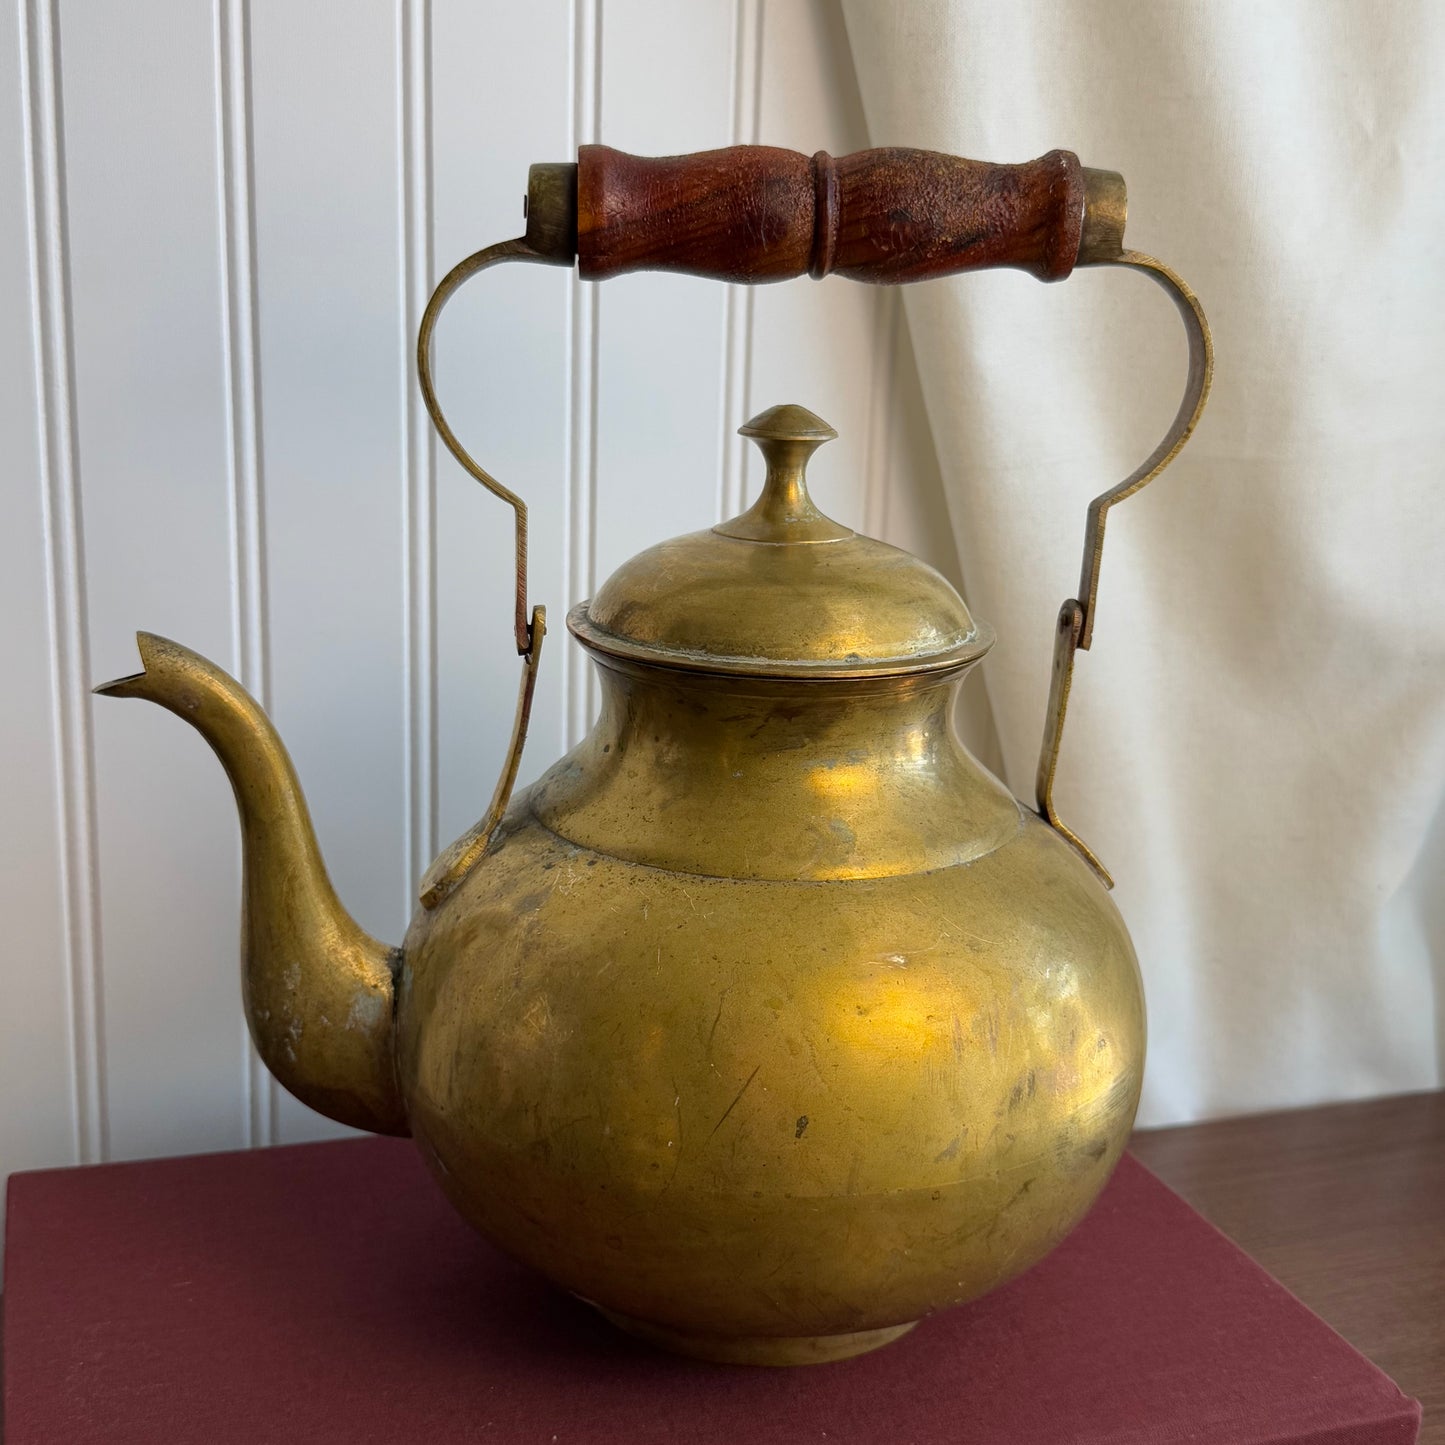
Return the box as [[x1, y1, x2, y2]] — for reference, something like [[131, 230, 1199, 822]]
[[0, 0, 986, 1231]]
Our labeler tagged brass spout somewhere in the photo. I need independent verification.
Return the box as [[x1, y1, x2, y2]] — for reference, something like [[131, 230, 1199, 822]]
[[95, 633, 408, 1137]]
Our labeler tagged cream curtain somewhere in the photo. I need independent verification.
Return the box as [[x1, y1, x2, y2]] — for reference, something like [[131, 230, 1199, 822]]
[[841, 0, 1445, 1124]]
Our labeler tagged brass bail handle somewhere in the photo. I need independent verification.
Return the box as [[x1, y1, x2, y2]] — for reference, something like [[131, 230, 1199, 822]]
[[415, 144, 1212, 904], [414, 236, 560, 909], [1034, 255, 1213, 885]]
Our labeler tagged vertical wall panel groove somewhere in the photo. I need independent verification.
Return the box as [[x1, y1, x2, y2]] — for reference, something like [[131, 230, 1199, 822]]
[[400, 0, 436, 899], [214, 0, 274, 1149], [717, 0, 763, 522], [19, 0, 107, 1165], [563, 0, 602, 750], [1, 0, 80, 1234]]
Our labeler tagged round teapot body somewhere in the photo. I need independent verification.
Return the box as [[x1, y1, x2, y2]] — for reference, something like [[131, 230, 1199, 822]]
[[396, 656, 1144, 1364]]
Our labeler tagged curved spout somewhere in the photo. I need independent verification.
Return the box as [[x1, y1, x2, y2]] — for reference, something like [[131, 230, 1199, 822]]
[[96, 633, 408, 1137]]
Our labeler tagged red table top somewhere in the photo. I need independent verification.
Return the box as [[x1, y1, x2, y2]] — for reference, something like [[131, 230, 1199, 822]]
[[2, 1138, 1422, 1444]]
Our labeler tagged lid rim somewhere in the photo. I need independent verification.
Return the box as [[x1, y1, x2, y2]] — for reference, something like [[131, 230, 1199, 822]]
[[568, 602, 994, 680]]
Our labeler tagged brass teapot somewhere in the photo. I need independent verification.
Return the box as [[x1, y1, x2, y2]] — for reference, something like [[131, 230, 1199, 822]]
[[98, 145, 1210, 1365]]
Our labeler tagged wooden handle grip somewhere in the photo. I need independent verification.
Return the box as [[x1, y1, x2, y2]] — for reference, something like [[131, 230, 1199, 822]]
[[575, 144, 1092, 285]]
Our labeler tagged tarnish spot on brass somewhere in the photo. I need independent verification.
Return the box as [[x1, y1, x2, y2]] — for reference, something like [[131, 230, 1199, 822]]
[[346, 990, 385, 1033]]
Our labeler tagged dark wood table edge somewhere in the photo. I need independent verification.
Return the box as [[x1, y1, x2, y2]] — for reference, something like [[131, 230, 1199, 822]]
[[1132, 1088, 1443, 1444]]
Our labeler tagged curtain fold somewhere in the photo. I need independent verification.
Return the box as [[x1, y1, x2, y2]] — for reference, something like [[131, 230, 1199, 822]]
[[841, 0, 1445, 1125]]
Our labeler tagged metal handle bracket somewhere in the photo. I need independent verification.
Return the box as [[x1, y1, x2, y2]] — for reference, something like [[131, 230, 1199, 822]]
[[1033, 251, 1214, 885], [414, 237, 560, 908]]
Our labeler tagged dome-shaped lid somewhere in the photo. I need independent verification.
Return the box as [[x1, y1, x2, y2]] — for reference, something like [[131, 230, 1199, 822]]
[[568, 404, 993, 678]]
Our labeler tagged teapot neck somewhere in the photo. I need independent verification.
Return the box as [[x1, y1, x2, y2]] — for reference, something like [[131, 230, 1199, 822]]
[[527, 657, 1021, 883]]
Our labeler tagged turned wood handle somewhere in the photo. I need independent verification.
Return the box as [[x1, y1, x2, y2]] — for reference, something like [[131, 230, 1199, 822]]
[[572, 144, 1113, 285]]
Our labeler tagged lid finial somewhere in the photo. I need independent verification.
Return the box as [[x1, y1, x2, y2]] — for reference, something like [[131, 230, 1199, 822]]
[[716, 404, 852, 543], [570, 400, 988, 678]]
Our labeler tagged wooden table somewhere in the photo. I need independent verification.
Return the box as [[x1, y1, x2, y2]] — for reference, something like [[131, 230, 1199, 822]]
[[1132, 1089, 1444, 1443]]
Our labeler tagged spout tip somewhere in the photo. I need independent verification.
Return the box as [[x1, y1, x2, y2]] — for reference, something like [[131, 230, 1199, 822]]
[[93, 631, 172, 698], [92, 673, 144, 698]]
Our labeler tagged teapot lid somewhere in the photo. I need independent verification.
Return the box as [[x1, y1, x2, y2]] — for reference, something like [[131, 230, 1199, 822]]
[[568, 404, 993, 679]]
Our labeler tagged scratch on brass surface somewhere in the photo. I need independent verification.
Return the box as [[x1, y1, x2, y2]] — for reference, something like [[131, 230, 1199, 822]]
[[707, 986, 732, 1053], [709, 1063, 761, 1139], [663, 1078, 685, 1190]]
